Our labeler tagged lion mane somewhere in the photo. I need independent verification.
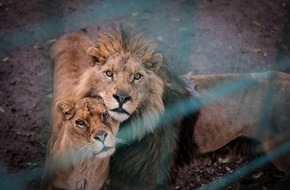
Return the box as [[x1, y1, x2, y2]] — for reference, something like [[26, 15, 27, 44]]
[[70, 26, 199, 189]]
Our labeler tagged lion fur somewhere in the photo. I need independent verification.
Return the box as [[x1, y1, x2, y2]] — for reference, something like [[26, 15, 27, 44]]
[[41, 33, 119, 190], [69, 26, 199, 189], [188, 71, 290, 173]]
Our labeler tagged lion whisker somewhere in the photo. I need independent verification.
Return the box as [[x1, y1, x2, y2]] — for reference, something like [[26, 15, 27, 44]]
[[75, 143, 94, 163], [82, 143, 96, 161], [116, 138, 128, 145]]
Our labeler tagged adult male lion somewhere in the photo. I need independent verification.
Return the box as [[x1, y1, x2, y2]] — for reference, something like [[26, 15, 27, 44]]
[[188, 71, 290, 173], [72, 26, 198, 189]]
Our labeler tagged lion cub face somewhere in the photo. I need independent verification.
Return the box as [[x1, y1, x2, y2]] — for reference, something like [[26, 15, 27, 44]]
[[56, 97, 120, 159]]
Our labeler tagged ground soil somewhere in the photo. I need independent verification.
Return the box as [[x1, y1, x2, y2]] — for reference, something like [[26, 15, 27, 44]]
[[0, 0, 290, 189]]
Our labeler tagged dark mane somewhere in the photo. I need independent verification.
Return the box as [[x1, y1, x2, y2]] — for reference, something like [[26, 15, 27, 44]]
[[108, 25, 200, 189]]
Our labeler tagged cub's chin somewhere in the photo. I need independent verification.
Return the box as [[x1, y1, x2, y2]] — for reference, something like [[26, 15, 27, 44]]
[[94, 147, 116, 159]]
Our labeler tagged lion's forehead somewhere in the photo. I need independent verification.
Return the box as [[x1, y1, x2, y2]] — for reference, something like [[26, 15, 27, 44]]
[[74, 107, 105, 121], [75, 100, 106, 112], [74, 110, 92, 121], [107, 55, 144, 73]]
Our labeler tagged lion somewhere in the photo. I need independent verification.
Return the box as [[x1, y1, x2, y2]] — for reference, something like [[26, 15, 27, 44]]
[[69, 26, 199, 189], [41, 97, 120, 190], [50, 32, 94, 110], [41, 33, 120, 190], [187, 71, 290, 173]]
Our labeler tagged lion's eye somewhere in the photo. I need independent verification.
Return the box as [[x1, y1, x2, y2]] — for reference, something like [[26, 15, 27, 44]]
[[105, 70, 113, 78], [75, 120, 85, 126], [103, 111, 109, 119], [101, 111, 110, 122], [134, 73, 142, 80], [75, 119, 88, 130]]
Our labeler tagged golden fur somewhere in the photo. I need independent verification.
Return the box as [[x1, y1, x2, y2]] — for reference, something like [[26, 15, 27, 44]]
[[74, 27, 165, 137], [42, 97, 120, 190], [70, 26, 197, 189], [50, 32, 95, 134], [41, 33, 120, 190], [188, 71, 290, 173], [51, 32, 94, 103]]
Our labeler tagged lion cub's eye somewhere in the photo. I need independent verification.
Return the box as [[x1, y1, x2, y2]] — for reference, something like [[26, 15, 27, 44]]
[[133, 73, 142, 80], [105, 70, 113, 78], [76, 119, 85, 125], [103, 111, 109, 119], [75, 120, 85, 126], [101, 111, 110, 122]]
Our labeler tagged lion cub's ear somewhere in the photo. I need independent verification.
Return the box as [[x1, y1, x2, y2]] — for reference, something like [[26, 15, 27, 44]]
[[146, 53, 163, 73], [87, 47, 106, 66], [56, 100, 75, 120]]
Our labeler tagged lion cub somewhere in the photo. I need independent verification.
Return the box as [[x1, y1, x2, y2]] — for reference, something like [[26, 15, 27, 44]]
[[41, 97, 120, 190]]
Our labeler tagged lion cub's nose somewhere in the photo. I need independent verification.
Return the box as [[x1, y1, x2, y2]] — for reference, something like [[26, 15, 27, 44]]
[[113, 92, 131, 105], [94, 130, 108, 142]]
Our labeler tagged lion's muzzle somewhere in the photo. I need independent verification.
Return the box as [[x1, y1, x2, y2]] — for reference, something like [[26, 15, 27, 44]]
[[111, 107, 130, 115], [113, 91, 131, 106], [94, 130, 108, 143]]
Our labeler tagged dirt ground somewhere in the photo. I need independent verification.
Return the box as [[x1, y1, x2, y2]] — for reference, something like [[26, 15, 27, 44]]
[[0, 0, 290, 189]]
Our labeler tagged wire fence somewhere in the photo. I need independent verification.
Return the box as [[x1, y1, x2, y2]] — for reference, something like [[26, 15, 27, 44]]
[[0, 0, 290, 189]]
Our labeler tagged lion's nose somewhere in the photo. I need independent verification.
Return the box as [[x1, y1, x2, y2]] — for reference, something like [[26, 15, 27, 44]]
[[113, 92, 131, 105], [94, 130, 108, 142]]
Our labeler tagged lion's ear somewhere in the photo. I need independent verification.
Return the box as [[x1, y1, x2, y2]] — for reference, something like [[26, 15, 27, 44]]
[[56, 100, 75, 120], [146, 53, 163, 72], [87, 47, 106, 66]]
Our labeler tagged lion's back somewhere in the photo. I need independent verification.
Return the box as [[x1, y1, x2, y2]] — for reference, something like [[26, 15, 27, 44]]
[[51, 32, 94, 101]]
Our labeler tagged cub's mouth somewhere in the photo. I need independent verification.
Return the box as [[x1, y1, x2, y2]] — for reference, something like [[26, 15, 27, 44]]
[[102, 146, 114, 152], [94, 146, 116, 158]]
